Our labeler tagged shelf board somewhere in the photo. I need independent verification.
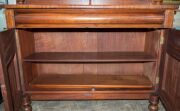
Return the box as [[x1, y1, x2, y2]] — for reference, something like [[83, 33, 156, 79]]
[[30, 74, 153, 89], [24, 52, 156, 63]]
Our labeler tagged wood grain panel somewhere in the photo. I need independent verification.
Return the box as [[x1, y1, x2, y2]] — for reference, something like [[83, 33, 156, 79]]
[[5, 10, 15, 29], [167, 29, 180, 60], [32, 30, 147, 78], [24, 52, 156, 63], [30, 92, 151, 100], [25, 0, 89, 5], [30, 74, 153, 89], [34, 63, 144, 76], [17, 29, 37, 89], [4, 4, 179, 9], [13, 9, 167, 28], [92, 0, 150, 5], [15, 13, 164, 26], [34, 29, 146, 52], [0, 30, 23, 111], [161, 54, 179, 110], [144, 30, 161, 85]]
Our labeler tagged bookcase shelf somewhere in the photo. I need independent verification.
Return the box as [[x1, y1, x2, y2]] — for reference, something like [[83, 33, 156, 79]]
[[24, 52, 156, 63], [30, 74, 153, 90]]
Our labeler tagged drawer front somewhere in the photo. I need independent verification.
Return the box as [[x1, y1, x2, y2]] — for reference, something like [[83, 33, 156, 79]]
[[14, 9, 165, 28]]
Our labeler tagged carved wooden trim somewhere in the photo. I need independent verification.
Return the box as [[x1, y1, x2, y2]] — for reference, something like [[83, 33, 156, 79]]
[[22, 94, 32, 111], [5, 10, 15, 29], [164, 10, 175, 28], [149, 94, 159, 111], [17, 0, 25, 4], [152, 0, 163, 4]]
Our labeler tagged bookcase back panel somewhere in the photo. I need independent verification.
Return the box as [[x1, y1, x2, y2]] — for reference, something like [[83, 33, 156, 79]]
[[33, 30, 146, 52], [33, 63, 144, 75]]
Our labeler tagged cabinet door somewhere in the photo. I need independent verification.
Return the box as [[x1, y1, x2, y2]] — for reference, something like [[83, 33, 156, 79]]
[[175, 76, 180, 111], [159, 29, 180, 111], [0, 29, 23, 111]]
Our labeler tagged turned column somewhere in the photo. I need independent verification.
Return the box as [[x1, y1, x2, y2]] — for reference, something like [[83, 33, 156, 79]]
[[149, 94, 159, 111], [22, 94, 32, 111]]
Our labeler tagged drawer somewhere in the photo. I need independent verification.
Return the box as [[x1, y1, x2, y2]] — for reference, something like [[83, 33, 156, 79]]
[[14, 9, 165, 28]]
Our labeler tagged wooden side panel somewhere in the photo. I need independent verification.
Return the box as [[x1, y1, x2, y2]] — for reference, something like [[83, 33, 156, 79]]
[[17, 29, 36, 91], [0, 30, 23, 111], [144, 30, 161, 85]]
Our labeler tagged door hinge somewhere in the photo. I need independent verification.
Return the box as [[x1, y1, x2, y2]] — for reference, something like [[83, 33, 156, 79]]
[[156, 76, 160, 84], [160, 36, 164, 45]]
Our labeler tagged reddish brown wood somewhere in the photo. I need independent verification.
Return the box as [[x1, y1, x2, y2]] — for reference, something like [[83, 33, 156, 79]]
[[91, 0, 151, 5], [5, 10, 15, 29], [159, 29, 180, 111], [22, 94, 32, 111], [24, 52, 156, 63], [167, 30, 180, 60], [0, 30, 23, 111], [13, 9, 166, 28], [0, 1, 179, 111], [175, 74, 180, 111], [3, 4, 178, 9], [149, 94, 159, 111], [25, 0, 89, 5], [29, 74, 153, 89], [29, 92, 152, 100]]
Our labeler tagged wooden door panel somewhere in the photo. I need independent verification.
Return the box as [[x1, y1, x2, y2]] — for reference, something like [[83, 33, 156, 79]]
[[0, 29, 22, 111], [159, 29, 180, 111], [175, 62, 180, 111]]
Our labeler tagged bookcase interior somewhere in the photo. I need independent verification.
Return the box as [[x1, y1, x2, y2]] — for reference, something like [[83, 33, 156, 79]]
[[17, 28, 160, 92]]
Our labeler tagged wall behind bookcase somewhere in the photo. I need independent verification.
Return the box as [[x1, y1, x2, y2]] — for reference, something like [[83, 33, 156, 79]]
[[174, 6, 180, 29]]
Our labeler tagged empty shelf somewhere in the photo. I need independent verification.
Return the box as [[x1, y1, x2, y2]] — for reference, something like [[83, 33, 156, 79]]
[[24, 52, 156, 63], [30, 74, 153, 89]]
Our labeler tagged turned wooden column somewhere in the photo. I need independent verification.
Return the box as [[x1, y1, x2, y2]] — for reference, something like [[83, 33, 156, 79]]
[[22, 95, 32, 111], [149, 94, 159, 111]]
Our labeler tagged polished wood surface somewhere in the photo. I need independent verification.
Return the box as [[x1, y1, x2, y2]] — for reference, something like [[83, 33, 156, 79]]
[[159, 29, 180, 111], [167, 30, 180, 60], [2, 4, 178, 28], [12, 8, 174, 28], [24, 52, 156, 63], [3, 4, 178, 9], [30, 74, 153, 89], [25, 0, 89, 5], [0, 30, 23, 111], [0, 0, 179, 111]]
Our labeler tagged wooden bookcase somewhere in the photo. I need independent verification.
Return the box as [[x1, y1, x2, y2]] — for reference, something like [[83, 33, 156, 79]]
[[19, 29, 159, 93], [0, 0, 179, 111]]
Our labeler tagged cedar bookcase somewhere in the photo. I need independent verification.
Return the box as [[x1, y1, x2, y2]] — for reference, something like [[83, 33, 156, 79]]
[[0, 0, 179, 111]]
